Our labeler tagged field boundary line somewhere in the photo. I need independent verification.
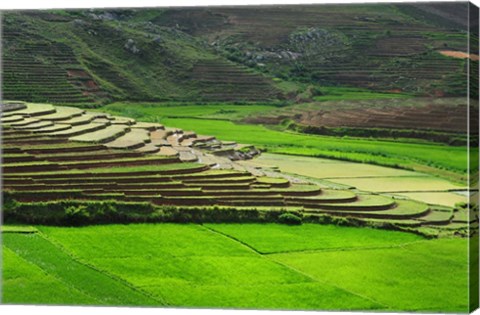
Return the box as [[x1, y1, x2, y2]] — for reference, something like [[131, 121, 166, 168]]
[[201, 224, 264, 254], [36, 230, 169, 306], [268, 253, 390, 310], [201, 224, 389, 310], [3, 240, 103, 305], [263, 239, 432, 256]]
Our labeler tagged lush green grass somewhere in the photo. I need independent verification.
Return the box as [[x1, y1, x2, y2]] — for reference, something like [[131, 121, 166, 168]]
[[204, 223, 423, 254], [1, 225, 38, 233], [2, 232, 161, 306], [2, 246, 97, 305], [101, 102, 278, 121], [2, 223, 469, 311], [34, 224, 379, 310], [271, 239, 469, 312]]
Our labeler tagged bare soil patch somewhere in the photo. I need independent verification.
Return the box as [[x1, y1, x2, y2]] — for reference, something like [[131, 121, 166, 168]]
[[439, 50, 479, 61]]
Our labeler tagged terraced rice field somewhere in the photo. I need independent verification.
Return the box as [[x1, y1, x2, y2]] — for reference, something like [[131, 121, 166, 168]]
[[2, 4, 477, 312], [1, 101, 258, 163], [396, 192, 467, 207], [2, 29, 100, 104], [1, 224, 470, 311], [1, 101, 469, 232], [296, 102, 474, 134], [330, 177, 464, 193], [191, 59, 281, 101], [242, 153, 467, 208], [100, 101, 472, 182], [156, 4, 469, 95]]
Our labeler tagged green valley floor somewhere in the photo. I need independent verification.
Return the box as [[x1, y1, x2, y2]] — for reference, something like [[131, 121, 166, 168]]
[[1, 223, 469, 312]]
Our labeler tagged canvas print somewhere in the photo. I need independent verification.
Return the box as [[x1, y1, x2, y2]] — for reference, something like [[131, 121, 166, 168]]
[[0, 1, 479, 312]]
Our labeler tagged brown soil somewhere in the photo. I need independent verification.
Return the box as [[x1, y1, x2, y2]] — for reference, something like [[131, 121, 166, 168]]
[[439, 50, 480, 61], [83, 80, 100, 89], [251, 100, 476, 134], [297, 103, 471, 133]]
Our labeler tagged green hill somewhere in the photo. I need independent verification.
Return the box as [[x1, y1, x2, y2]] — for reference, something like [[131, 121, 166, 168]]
[[1, 3, 472, 106]]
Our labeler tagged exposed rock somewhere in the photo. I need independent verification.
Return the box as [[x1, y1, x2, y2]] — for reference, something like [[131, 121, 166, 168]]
[[124, 39, 140, 54], [87, 13, 101, 20], [153, 36, 163, 43], [72, 19, 87, 27], [97, 12, 117, 21], [88, 11, 120, 21]]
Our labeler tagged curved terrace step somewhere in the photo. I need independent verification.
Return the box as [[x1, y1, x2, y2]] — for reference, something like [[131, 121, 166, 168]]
[[70, 125, 130, 143]]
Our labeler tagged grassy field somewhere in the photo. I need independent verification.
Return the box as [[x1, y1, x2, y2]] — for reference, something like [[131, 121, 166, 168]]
[[204, 223, 422, 254], [99, 103, 468, 182], [2, 232, 161, 306], [1, 223, 469, 312], [271, 239, 469, 312], [102, 102, 278, 121]]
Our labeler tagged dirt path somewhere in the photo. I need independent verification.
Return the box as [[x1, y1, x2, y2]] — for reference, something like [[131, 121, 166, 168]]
[[439, 50, 480, 61]]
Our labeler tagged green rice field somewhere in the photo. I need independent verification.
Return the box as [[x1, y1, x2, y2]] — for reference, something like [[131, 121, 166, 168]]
[[1, 223, 469, 312]]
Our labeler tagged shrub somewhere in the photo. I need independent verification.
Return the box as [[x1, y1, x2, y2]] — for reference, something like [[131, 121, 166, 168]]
[[95, 202, 118, 220], [65, 205, 91, 225], [2, 191, 19, 212], [278, 212, 302, 225]]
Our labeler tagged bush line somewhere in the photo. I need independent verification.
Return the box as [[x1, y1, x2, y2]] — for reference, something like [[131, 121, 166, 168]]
[[3, 197, 304, 226]]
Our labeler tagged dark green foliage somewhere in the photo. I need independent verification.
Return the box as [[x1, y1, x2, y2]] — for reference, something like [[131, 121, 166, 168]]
[[5, 200, 156, 225], [2, 191, 19, 213], [65, 205, 91, 225], [3, 199, 302, 226], [278, 212, 303, 225]]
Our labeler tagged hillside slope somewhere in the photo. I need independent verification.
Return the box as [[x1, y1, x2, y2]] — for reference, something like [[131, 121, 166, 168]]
[[1, 3, 472, 105], [2, 10, 282, 105], [152, 3, 470, 95]]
